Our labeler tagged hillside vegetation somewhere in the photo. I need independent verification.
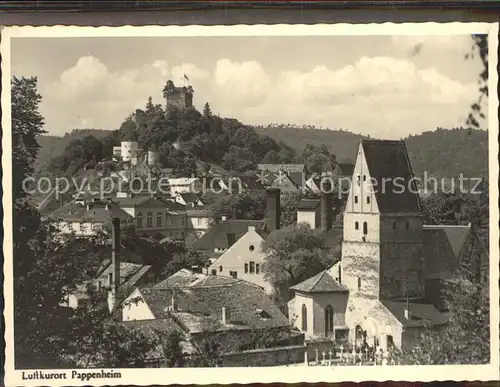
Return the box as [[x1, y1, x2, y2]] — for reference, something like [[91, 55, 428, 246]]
[[36, 107, 488, 180]]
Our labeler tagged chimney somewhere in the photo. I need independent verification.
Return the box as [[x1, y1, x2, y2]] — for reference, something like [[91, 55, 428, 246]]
[[171, 292, 178, 312], [266, 188, 281, 232], [320, 181, 333, 231], [109, 217, 121, 313], [221, 306, 229, 325], [404, 298, 411, 320]]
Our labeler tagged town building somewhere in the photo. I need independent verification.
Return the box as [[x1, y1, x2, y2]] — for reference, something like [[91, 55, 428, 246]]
[[48, 197, 133, 237], [208, 226, 272, 293], [288, 140, 489, 352], [121, 273, 304, 366], [169, 178, 202, 194]]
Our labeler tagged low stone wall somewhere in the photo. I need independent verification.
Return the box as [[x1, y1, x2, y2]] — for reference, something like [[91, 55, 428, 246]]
[[305, 339, 337, 362], [218, 344, 306, 367]]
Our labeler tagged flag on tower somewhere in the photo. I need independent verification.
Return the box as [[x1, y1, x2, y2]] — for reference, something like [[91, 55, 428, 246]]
[[184, 73, 189, 81]]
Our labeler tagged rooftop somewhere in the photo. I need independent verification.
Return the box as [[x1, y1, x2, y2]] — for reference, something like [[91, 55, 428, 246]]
[[290, 270, 348, 293], [381, 300, 449, 328], [361, 140, 422, 214]]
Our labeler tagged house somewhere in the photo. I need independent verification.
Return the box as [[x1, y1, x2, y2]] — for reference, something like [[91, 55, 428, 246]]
[[48, 198, 133, 237], [208, 226, 272, 294], [186, 206, 212, 238], [306, 162, 354, 196], [288, 140, 488, 352], [63, 218, 159, 311], [168, 178, 202, 194], [115, 194, 188, 239], [175, 192, 204, 207], [122, 276, 303, 365], [268, 170, 304, 193]]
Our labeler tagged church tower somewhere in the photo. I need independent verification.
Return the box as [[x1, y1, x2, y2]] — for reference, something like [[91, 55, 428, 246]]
[[338, 140, 425, 310]]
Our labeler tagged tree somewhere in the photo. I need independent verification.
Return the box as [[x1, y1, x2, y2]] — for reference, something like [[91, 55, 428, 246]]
[[12, 76, 46, 202], [162, 249, 210, 278], [222, 145, 257, 173], [280, 191, 303, 227], [261, 223, 332, 306], [203, 102, 212, 120], [466, 34, 488, 130]]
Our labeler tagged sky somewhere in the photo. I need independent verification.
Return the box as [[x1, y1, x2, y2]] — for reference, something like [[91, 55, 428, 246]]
[[10, 34, 487, 139]]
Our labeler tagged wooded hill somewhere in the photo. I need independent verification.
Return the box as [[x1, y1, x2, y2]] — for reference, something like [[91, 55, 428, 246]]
[[36, 110, 488, 179]]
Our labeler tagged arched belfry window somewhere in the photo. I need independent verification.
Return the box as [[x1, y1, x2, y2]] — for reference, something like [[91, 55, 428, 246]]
[[325, 305, 334, 336], [301, 304, 308, 332], [363, 221, 368, 235]]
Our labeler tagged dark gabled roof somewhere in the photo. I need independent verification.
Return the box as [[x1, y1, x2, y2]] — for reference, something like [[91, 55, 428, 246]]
[[381, 300, 449, 328], [48, 200, 133, 223], [297, 199, 320, 211], [190, 219, 266, 251], [422, 227, 458, 279], [428, 225, 471, 258], [138, 280, 290, 333], [177, 192, 199, 204], [290, 270, 348, 293], [361, 140, 421, 214], [336, 163, 355, 176], [115, 195, 175, 209]]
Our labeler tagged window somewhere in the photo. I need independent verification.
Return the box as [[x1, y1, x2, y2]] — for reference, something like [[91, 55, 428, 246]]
[[363, 221, 368, 235], [250, 261, 255, 274], [244, 263, 249, 273], [354, 196, 358, 204], [405, 221, 410, 230], [256, 264, 260, 274], [356, 174, 360, 185], [301, 304, 308, 331], [358, 277, 362, 289], [181, 231, 184, 237], [145, 274, 155, 285], [363, 175, 366, 182], [137, 212, 143, 229], [80, 222, 87, 232], [367, 196, 370, 204], [355, 221, 359, 230], [219, 266, 223, 272], [156, 212, 163, 228], [325, 304, 334, 336], [180, 217, 185, 226], [147, 212, 153, 228], [68, 222, 73, 231], [166, 216, 172, 226], [392, 221, 397, 230], [387, 335, 395, 350], [229, 271, 238, 279], [211, 269, 217, 275], [249, 245, 255, 252]]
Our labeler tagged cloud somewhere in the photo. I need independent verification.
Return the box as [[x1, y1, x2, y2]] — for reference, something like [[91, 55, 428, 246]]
[[44, 53, 482, 139], [45, 56, 211, 133], [213, 59, 271, 106]]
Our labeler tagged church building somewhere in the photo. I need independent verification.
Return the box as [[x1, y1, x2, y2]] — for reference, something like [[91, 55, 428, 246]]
[[288, 140, 488, 352]]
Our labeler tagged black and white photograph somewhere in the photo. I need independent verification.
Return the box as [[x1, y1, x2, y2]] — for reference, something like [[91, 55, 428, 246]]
[[2, 23, 499, 385]]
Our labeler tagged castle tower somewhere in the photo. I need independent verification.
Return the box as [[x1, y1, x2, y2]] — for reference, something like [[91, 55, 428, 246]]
[[336, 140, 425, 333], [163, 79, 194, 111]]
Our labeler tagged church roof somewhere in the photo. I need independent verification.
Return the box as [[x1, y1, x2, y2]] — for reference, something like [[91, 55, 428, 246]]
[[381, 300, 449, 328], [290, 270, 348, 293], [361, 140, 422, 214]]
